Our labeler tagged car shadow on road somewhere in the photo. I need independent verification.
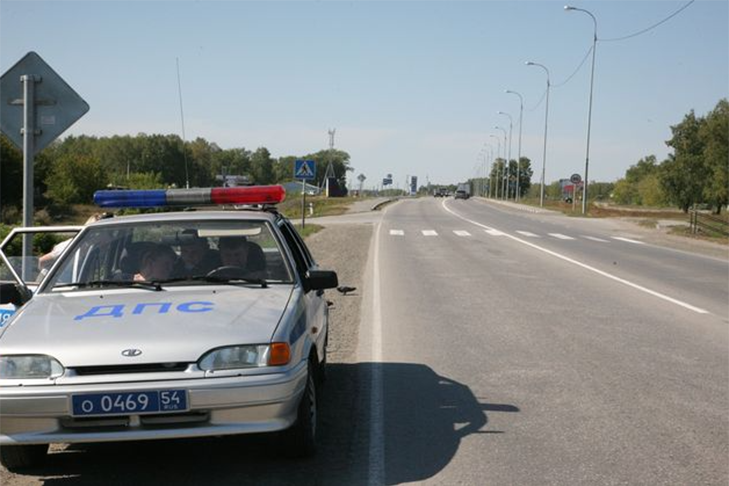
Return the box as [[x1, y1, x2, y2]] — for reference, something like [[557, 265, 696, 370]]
[[13, 363, 517, 486]]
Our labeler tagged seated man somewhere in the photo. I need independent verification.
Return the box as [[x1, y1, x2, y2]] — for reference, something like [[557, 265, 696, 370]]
[[173, 234, 220, 277], [134, 245, 176, 282], [217, 236, 266, 279]]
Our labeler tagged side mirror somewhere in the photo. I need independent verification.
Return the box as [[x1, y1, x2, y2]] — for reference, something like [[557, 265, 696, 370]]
[[306, 270, 338, 292], [0, 282, 29, 307]]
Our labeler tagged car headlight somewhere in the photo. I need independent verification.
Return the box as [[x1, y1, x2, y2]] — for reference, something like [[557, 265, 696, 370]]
[[198, 343, 290, 371], [0, 355, 65, 379]]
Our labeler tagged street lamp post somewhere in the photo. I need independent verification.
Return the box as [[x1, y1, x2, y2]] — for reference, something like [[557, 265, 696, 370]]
[[483, 143, 492, 197], [565, 5, 598, 215], [506, 90, 524, 202], [495, 126, 508, 200], [498, 112, 513, 199], [489, 134, 501, 199], [526, 61, 551, 207]]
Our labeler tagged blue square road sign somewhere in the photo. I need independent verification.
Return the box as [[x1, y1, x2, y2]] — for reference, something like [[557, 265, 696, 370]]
[[294, 160, 316, 180]]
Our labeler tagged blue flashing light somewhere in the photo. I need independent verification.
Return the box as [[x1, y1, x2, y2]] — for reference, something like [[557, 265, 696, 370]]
[[94, 190, 167, 208]]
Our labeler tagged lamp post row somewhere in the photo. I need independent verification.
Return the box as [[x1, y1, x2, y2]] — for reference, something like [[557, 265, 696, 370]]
[[488, 5, 597, 213]]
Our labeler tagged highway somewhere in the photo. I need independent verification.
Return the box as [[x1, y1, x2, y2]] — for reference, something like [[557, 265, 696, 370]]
[[2, 197, 726, 485], [358, 197, 728, 485]]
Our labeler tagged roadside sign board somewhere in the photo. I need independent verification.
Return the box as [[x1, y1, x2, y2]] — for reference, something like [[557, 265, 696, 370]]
[[294, 160, 316, 180], [0, 51, 89, 153], [570, 173, 582, 184]]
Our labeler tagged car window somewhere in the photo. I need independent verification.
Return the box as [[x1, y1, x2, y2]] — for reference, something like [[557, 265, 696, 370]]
[[277, 221, 311, 277], [43, 220, 293, 291]]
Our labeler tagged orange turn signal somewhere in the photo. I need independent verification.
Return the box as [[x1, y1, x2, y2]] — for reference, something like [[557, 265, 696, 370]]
[[269, 342, 291, 366]]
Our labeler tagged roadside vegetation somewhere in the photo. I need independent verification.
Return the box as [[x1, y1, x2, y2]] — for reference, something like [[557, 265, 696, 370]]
[[0, 133, 353, 225]]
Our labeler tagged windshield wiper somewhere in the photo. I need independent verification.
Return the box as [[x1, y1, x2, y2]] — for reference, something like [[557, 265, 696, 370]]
[[157, 275, 268, 289], [54, 280, 163, 291]]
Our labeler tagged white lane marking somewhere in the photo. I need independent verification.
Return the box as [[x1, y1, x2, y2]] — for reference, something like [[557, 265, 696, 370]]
[[441, 200, 709, 315], [422, 230, 438, 236], [389, 229, 404, 236], [369, 221, 384, 485], [454, 230, 472, 237], [485, 229, 505, 236], [549, 233, 575, 240], [516, 231, 540, 238], [583, 236, 609, 242], [612, 236, 645, 245]]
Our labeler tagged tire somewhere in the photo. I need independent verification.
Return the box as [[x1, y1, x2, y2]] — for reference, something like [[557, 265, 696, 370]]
[[281, 359, 317, 458], [0, 444, 48, 471]]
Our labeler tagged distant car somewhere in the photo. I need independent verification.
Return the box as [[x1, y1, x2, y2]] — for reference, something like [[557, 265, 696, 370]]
[[433, 188, 447, 197], [0, 185, 338, 470]]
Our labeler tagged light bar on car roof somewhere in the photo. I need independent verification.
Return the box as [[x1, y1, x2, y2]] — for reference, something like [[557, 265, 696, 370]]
[[93, 185, 286, 208]]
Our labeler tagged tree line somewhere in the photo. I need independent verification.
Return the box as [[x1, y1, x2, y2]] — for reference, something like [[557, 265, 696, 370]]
[[612, 98, 727, 213], [469, 157, 534, 198], [0, 133, 352, 222]]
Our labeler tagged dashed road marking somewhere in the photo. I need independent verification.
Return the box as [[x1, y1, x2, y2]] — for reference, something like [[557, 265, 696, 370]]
[[422, 230, 438, 236], [549, 233, 575, 240], [516, 231, 540, 238], [389, 229, 404, 236], [583, 236, 609, 242], [454, 230, 472, 237], [612, 236, 645, 245], [485, 229, 506, 236]]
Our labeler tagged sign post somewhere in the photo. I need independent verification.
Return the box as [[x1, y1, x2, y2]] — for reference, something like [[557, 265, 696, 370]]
[[0, 52, 89, 279], [294, 160, 316, 229], [570, 173, 582, 212]]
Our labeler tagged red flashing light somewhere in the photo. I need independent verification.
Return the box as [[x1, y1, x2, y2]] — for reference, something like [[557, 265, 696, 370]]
[[211, 185, 286, 205]]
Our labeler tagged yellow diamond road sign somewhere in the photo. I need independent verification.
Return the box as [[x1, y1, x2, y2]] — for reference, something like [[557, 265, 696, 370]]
[[0, 51, 89, 154]]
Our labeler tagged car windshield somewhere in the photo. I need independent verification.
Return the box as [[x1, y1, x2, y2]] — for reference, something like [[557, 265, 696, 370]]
[[43, 219, 293, 292]]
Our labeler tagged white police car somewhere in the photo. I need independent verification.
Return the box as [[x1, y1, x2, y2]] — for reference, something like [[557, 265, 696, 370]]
[[0, 185, 337, 471]]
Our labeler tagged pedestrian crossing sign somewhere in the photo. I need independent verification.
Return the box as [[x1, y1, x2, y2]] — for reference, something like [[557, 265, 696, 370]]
[[294, 160, 316, 180]]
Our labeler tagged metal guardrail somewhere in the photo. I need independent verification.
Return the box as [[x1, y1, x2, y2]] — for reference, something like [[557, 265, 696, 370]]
[[689, 209, 729, 237]]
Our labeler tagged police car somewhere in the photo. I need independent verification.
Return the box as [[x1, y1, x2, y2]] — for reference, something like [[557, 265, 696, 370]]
[[0, 185, 338, 471]]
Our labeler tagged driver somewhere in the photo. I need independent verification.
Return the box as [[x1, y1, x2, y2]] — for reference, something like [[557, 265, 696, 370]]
[[218, 236, 265, 279]]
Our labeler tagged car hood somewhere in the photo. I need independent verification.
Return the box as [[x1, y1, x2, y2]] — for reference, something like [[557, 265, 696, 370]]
[[0, 285, 293, 367]]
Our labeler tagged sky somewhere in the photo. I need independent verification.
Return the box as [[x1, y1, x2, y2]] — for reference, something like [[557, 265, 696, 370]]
[[1, 0, 727, 190]]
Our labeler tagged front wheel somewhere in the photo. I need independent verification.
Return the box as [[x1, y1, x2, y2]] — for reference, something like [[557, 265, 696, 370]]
[[280, 359, 317, 458], [0, 444, 48, 471]]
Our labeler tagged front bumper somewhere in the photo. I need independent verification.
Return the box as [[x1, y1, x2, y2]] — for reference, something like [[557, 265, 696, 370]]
[[0, 361, 307, 445]]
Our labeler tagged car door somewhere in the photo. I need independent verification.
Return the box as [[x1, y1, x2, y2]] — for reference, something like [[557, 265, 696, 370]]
[[277, 221, 328, 359]]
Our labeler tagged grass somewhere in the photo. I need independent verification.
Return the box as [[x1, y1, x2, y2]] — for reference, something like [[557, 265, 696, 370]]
[[277, 195, 362, 220], [291, 223, 325, 239]]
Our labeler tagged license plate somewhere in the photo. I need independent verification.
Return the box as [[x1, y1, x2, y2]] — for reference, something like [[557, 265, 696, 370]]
[[72, 390, 188, 416]]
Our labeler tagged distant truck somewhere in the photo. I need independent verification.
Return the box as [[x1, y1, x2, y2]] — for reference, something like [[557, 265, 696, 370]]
[[455, 183, 470, 200]]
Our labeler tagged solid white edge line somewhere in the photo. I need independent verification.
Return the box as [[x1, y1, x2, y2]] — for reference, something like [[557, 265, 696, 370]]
[[441, 200, 710, 315], [369, 219, 385, 486]]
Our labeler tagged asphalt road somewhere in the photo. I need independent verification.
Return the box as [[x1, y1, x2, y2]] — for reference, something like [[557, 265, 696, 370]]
[[357, 197, 728, 485], [2, 197, 727, 485]]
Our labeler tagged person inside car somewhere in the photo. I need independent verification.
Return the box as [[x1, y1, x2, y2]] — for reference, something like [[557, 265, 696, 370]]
[[218, 236, 266, 279], [173, 233, 220, 277], [134, 245, 176, 282]]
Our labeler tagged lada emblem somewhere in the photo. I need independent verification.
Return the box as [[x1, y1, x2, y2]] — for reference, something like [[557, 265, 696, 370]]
[[121, 348, 142, 357]]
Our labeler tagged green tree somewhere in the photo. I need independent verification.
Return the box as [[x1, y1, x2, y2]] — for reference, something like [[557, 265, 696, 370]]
[[699, 99, 728, 213], [45, 153, 108, 206], [661, 111, 707, 212], [250, 147, 276, 185], [0, 135, 23, 219]]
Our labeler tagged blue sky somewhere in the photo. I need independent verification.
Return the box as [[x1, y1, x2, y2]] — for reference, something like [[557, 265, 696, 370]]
[[1, 0, 727, 189]]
